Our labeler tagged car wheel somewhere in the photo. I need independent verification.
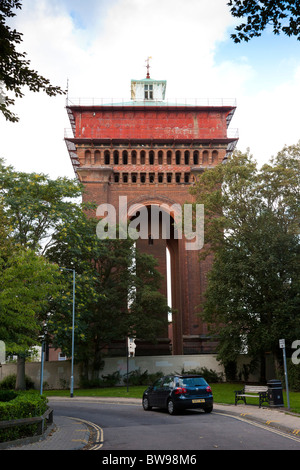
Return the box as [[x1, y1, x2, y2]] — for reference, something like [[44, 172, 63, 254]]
[[167, 399, 176, 415], [142, 397, 152, 411], [204, 405, 213, 413]]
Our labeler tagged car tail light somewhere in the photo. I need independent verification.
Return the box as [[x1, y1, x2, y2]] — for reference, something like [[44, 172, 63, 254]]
[[175, 387, 187, 395], [206, 386, 212, 393]]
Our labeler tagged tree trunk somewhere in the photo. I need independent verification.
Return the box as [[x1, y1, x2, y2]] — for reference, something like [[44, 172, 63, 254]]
[[15, 355, 26, 390]]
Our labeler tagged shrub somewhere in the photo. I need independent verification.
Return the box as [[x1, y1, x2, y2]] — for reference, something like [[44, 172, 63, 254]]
[[180, 366, 223, 383], [0, 374, 35, 390], [0, 391, 48, 443], [79, 371, 121, 388], [278, 359, 300, 392], [0, 391, 17, 402], [126, 369, 163, 386]]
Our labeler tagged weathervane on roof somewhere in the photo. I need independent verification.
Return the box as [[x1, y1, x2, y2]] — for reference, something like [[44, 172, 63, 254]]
[[145, 56, 152, 79]]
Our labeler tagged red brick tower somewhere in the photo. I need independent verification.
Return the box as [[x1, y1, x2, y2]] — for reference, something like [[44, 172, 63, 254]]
[[65, 71, 238, 355]]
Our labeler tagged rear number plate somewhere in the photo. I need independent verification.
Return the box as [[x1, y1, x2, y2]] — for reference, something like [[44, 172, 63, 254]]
[[192, 399, 205, 403]]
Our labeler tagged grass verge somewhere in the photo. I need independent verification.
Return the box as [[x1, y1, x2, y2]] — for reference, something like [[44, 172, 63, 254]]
[[45, 383, 300, 414]]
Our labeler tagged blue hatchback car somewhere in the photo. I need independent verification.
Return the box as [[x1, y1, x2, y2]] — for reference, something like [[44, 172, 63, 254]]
[[142, 374, 213, 415]]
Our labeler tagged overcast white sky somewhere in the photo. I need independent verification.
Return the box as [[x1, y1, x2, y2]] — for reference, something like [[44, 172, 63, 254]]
[[1, 0, 300, 179]]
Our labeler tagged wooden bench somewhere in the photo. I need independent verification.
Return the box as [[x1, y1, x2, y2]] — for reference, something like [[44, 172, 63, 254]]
[[235, 385, 269, 408]]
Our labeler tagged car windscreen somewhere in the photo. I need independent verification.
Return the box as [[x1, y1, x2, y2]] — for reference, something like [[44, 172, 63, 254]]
[[177, 377, 207, 387]]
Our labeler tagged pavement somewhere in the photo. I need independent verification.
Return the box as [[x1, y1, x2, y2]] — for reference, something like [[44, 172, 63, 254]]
[[2, 397, 300, 451]]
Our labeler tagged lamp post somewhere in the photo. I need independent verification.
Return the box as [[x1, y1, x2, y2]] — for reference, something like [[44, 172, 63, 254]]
[[60, 267, 76, 398]]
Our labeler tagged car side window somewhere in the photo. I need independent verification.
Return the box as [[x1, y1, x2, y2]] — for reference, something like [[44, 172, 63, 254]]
[[162, 376, 174, 389], [152, 377, 164, 389]]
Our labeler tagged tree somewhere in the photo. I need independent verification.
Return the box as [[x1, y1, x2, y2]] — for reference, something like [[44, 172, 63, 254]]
[[228, 0, 300, 42], [0, 0, 65, 122], [46, 210, 170, 379], [0, 160, 82, 386], [0, 159, 82, 253], [0, 248, 60, 389], [191, 144, 300, 381]]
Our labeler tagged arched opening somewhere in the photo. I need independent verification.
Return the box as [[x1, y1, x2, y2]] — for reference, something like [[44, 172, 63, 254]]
[[202, 150, 208, 164], [122, 150, 128, 165], [212, 150, 218, 163], [114, 150, 119, 164], [131, 150, 137, 165], [167, 150, 172, 165], [149, 150, 154, 165], [104, 150, 110, 165], [193, 150, 199, 165], [85, 150, 91, 165], [184, 150, 190, 165], [128, 203, 181, 355], [94, 150, 101, 164], [158, 151, 163, 165]]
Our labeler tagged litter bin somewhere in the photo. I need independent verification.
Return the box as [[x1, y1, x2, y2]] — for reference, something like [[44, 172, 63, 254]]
[[268, 379, 284, 407]]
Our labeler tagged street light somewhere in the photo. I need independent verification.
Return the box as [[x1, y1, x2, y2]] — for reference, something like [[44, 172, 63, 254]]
[[60, 267, 76, 398]]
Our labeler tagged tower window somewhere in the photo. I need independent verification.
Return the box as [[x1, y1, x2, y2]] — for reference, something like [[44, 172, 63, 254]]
[[158, 173, 163, 183], [184, 173, 190, 183], [114, 173, 119, 183], [144, 84, 153, 100], [167, 173, 172, 183], [149, 173, 155, 183], [122, 173, 128, 183], [140, 173, 146, 183], [176, 173, 181, 183], [212, 150, 218, 163], [176, 151, 181, 164], [94, 150, 101, 164], [85, 150, 91, 165], [149, 151, 154, 165], [122, 150, 128, 164], [104, 151, 110, 165], [167, 150, 172, 165], [114, 150, 119, 164], [131, 173, 137, 183], [131, 150, 137, 164]]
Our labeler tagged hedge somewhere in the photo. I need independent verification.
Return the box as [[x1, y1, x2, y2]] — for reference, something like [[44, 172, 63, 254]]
[[0, 390, 48, 443]]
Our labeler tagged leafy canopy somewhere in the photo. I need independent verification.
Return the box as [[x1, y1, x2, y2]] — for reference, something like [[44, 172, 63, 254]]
[[0, 0, 64, 122], [228, 0, 300, 42], [191, 143, 300, 371]]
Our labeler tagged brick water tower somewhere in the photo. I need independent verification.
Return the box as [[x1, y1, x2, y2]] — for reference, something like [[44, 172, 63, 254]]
[[65, 68, 238, 355]]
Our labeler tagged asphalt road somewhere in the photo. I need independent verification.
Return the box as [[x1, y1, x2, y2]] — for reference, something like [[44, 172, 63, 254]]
[[49, 398, 300, 451]]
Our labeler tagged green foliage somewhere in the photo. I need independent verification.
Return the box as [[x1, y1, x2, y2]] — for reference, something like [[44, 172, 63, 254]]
[[0, 160, 83, 384], [228, 0, 300, 42], [126, 369, 164, 386], [0, 248, 61, 355], [179, 367, 223, 383], [0, 390, 48, 442], [0, 1, 65, 122], [192, 144, 300, 377], [0, 390, 17, 402], [0, 159, 83, 253], [79, 371, 122, 389], [46, 211, 170, 376], [0, 374, 34, 390], [279, 359, 300, 392]]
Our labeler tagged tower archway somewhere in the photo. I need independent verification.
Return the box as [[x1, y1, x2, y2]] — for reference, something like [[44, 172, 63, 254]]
[[127, 197, 185, 354]]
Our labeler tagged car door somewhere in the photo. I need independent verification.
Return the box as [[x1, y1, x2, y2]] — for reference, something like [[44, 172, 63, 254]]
[[148, 377, 164, 407], [160, 376, 174, 408]]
